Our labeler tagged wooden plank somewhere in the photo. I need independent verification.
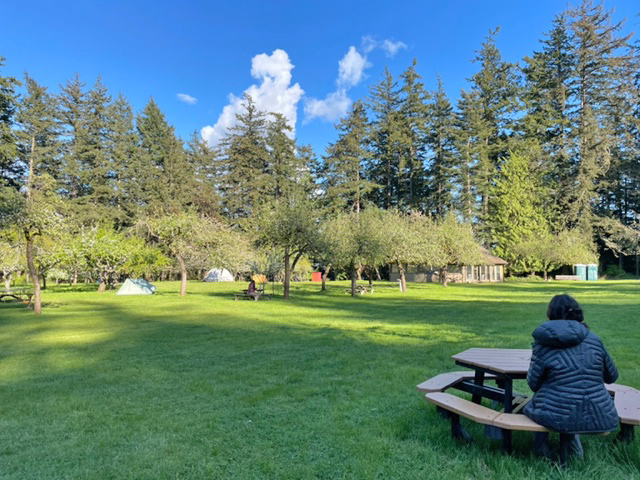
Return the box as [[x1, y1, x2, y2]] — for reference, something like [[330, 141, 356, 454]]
[[417, 371, 496, 393], [425, 392, 499, 425], [452, 348, 531, 374], [493, 413, 549, 432], [614, 391, 640, 426]]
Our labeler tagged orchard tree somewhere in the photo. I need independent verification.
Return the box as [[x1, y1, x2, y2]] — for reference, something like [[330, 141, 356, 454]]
[[140, 212, 242, 297], [323, 207, 388, 296], [382, 210, 439, 292], [0, 228, 23, 290], [435, 213, 483, 287], [80, 226, 158, 292], [513, 230, 597, 280], [254, 194, 321, 299], [13, 75, 60, 313]]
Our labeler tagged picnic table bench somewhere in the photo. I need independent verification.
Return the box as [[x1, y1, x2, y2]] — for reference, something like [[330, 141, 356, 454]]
[[555, 275, 582, 281], [234, 288, 271, 301], [344, 285, 374, 295], [0, 287, 34, 307]]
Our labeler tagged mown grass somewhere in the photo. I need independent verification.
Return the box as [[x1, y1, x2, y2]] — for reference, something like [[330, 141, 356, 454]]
[[1, 280, 639, 479]]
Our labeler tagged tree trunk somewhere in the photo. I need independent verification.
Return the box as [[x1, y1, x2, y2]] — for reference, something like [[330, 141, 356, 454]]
[[41, 274, 47, 290], [25, 233, 42, 314], [283, 246, 291, 300], [397, 262, 407, 293], [98, 280, 106, 292], [441, 266, 449, 288], [351, 264, 357, 296], [321, 264, 332, 291], [4, 272, 12, 291], [177, 255, 187, 297], [543, 269, 548, 282]]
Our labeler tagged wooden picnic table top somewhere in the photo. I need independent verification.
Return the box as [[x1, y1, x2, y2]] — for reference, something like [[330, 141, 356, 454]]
[[452, 347, 532, 375]]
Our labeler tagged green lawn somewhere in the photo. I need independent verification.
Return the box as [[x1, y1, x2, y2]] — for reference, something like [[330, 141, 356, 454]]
[[1, 280, 639, 479]]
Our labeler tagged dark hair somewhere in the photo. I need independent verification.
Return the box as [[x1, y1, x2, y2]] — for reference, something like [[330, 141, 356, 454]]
[[547, 294, 584, 323]]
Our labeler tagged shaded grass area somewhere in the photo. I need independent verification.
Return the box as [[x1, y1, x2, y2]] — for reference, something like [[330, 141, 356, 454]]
[[1, 280, 639, 479]]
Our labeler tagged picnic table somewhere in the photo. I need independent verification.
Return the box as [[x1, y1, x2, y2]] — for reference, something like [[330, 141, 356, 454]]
[[0, 287, 34, 307], [344, 285, 374, 295], [234, 286, 271, 301], [418, 347, 640, 455]]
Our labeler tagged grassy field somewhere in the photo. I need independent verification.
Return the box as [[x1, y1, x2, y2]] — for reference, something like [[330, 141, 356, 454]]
[[1, 280, 639, 479]]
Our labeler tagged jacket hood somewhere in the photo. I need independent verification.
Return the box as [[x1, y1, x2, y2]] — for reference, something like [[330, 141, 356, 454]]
[[532, 319, 589, 348]]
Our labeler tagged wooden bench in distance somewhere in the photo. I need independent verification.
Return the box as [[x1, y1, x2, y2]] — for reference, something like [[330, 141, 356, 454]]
[[234, 292, 271, 301], [0, 289, 34, 307], [555, 275, 582, 281], [417, 371, 496, 393], [344, 285, 373, 295]]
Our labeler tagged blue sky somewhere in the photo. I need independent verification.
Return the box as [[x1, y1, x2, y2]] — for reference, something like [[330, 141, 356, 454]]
[[1, 1, 638, 155]]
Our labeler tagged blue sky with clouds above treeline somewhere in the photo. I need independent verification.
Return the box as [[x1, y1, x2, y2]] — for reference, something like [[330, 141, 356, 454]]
[[1, 0, 638, 154]]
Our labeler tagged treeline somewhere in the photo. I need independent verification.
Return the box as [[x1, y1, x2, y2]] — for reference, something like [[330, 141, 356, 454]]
[[324, 1, 640, 273], [1, 0, 639, 313]]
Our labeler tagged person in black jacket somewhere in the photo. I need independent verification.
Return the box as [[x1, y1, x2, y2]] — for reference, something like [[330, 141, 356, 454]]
[[523, 294, 619, 462]]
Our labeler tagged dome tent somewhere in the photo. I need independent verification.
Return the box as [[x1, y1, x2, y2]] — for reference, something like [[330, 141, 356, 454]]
[[116, 278, 157, 295], [203, 268, 234, 282]]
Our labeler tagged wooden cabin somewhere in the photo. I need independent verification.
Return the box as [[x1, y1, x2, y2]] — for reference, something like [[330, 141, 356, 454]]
[[389, 248, 507, 284]]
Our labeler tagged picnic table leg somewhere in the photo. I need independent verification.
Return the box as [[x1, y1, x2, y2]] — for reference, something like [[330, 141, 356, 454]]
[[617, 424, 635, 442], [500, 378, 514, 453], [450, 413, 472, 443], [471, 370, 485, 404]]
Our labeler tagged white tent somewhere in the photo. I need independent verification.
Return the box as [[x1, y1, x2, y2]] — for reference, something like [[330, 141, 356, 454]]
[[203, 268, 234, 282], [116, 278, 157, 295]]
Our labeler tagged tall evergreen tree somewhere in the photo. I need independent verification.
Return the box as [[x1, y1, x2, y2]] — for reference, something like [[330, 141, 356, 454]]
[[366, 68, 402, 209], [79, 77, 113, 224], [0, 56, 20, 188], [323, 100, 377, 213], [565, 0, 633, 234], [465, 28, 521, 218], [185, 131, 220, 216], [425, 76, 458, 216], [218, 94, 269, 218], [487, 150, 549, 274], [57, 73, 87, 202], [14, 74, 60, 314], [137, 97, 193, 212], [520, 14, 575, 228], [108, 93, 144, 226], [398, 59, 429, 210]]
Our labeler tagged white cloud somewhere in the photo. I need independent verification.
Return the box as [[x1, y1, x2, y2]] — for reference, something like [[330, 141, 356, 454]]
[[303, 89, 351, 123], [381, 39, 408, 57], [361, 35, 378, 54], [338, 46, 370, 88], [201, 49, 303, 146], [303, 46, 371, 123], [177, 93, 197, 105]]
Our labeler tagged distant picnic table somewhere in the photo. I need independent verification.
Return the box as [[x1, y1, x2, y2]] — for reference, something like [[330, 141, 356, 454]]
[[0, 287, 34, 307], [234, 285, 271, 301]]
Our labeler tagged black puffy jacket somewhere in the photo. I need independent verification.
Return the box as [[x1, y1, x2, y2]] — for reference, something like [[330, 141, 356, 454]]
[[523, 319, 619, 433]]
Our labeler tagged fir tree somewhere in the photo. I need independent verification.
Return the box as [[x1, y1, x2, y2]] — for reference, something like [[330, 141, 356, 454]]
[[425, 76, 458, 216], [366, 68, 402, 209], [398, 59, 429, 210], [0, 56, 20, 188], [323, 100, 377, 213], [218, 94, 269, 218]]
